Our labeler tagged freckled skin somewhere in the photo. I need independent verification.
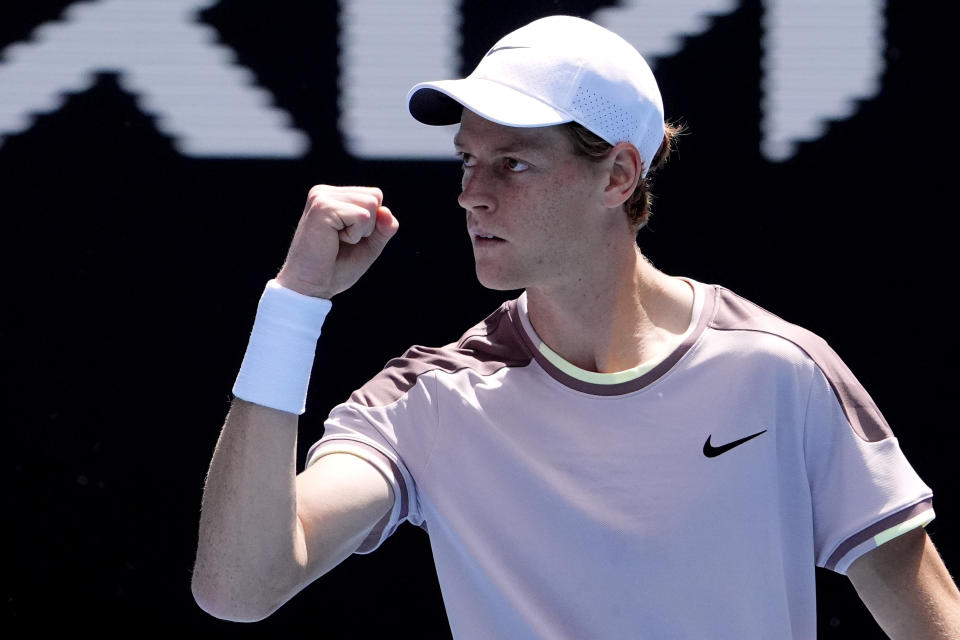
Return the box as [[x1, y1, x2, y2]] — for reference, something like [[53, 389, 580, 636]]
[[456, 110, 612, 292]]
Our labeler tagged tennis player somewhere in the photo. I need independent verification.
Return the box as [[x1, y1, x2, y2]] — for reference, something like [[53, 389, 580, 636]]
[[192, 16, 960, 638]]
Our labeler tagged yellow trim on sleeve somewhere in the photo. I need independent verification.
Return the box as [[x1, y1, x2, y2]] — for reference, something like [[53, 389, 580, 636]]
[[873, 508, 935, 546]]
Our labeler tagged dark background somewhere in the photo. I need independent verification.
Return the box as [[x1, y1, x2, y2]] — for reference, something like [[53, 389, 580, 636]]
[[2, 0, 954, 635]]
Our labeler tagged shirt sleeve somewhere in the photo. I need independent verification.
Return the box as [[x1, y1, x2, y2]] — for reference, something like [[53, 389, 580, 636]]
[[304, 370, 437, 554], [803, 359, 934, 574]]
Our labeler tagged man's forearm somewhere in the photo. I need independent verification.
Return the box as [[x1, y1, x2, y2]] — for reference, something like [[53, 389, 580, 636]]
[[191, 399, 305, 622]]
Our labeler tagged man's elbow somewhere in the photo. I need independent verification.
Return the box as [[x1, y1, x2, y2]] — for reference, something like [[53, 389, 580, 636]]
[[190, 567, 284, 623]]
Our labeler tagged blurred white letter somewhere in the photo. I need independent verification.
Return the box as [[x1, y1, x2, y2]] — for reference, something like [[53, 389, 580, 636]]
[[0, 0, 308, 157], [338, 0, 461, 159]]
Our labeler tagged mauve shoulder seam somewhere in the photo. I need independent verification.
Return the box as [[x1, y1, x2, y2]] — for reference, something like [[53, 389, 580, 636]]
[[348, 299, 531, 407], [706, 285, 892, 443]]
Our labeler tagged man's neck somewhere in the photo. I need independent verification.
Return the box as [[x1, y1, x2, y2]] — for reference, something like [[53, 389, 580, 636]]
[[525, 246, 694, 374]]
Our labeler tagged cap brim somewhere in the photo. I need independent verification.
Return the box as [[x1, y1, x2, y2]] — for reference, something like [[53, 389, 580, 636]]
[[407, 78, 572, 128]]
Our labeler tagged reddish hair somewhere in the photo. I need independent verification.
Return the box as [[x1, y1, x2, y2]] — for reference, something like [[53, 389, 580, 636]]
[[562, 121, 683, 230]]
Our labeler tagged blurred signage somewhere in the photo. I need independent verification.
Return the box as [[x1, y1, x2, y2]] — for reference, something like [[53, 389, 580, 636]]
[[0, 0, 883, 162]]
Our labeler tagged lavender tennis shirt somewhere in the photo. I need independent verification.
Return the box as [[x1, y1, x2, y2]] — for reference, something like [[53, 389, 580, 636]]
[[308, 279, 933, 639]]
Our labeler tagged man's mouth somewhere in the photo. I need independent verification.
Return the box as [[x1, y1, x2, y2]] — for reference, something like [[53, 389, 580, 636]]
[[473, 233, 505, 244], [468, 224, 506, 243]]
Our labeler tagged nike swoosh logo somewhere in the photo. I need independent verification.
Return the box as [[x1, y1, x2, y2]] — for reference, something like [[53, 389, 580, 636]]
[[703, 429, 768, 458], [486, 45, 531, 57]]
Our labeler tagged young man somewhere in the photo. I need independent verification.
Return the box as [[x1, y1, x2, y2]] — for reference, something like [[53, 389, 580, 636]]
[[192, 16, 960, 638]]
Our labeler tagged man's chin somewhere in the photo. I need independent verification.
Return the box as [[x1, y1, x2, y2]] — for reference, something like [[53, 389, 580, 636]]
[[475, 269, 524, 292]]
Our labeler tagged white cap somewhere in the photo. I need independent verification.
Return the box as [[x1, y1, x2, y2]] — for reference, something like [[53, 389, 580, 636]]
[[407, 15, 665, 176]]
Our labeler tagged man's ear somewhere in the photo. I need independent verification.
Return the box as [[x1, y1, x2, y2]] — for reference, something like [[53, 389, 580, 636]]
[[602, 143, 642, 209]]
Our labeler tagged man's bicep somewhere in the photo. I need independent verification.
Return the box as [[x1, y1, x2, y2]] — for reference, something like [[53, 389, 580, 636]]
[[294, 452, 396, 580], [848, 527, 960, 638]]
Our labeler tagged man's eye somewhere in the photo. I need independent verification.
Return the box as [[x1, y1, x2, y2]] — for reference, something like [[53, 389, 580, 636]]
[[458, 153, 475, 168], [505, 158, 530, 172]]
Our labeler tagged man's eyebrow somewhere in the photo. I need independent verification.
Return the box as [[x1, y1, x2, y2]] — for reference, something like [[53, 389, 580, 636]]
[[453, 137, 548, 154]]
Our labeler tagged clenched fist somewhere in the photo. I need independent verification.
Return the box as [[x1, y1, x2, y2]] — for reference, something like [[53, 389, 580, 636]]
[[276, 185, 399, 299]]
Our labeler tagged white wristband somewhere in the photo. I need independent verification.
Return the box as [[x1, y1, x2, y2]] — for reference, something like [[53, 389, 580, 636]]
[[232, 279, 332, 414]]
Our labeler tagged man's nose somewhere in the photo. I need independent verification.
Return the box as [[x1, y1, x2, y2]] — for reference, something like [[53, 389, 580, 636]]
[[458, 167, 495, 213]]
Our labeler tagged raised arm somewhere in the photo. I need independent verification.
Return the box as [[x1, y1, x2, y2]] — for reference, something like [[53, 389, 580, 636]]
[[191, 401, 394, 621], [848, 527, 960, 638], [191, 186, 400, 621]]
